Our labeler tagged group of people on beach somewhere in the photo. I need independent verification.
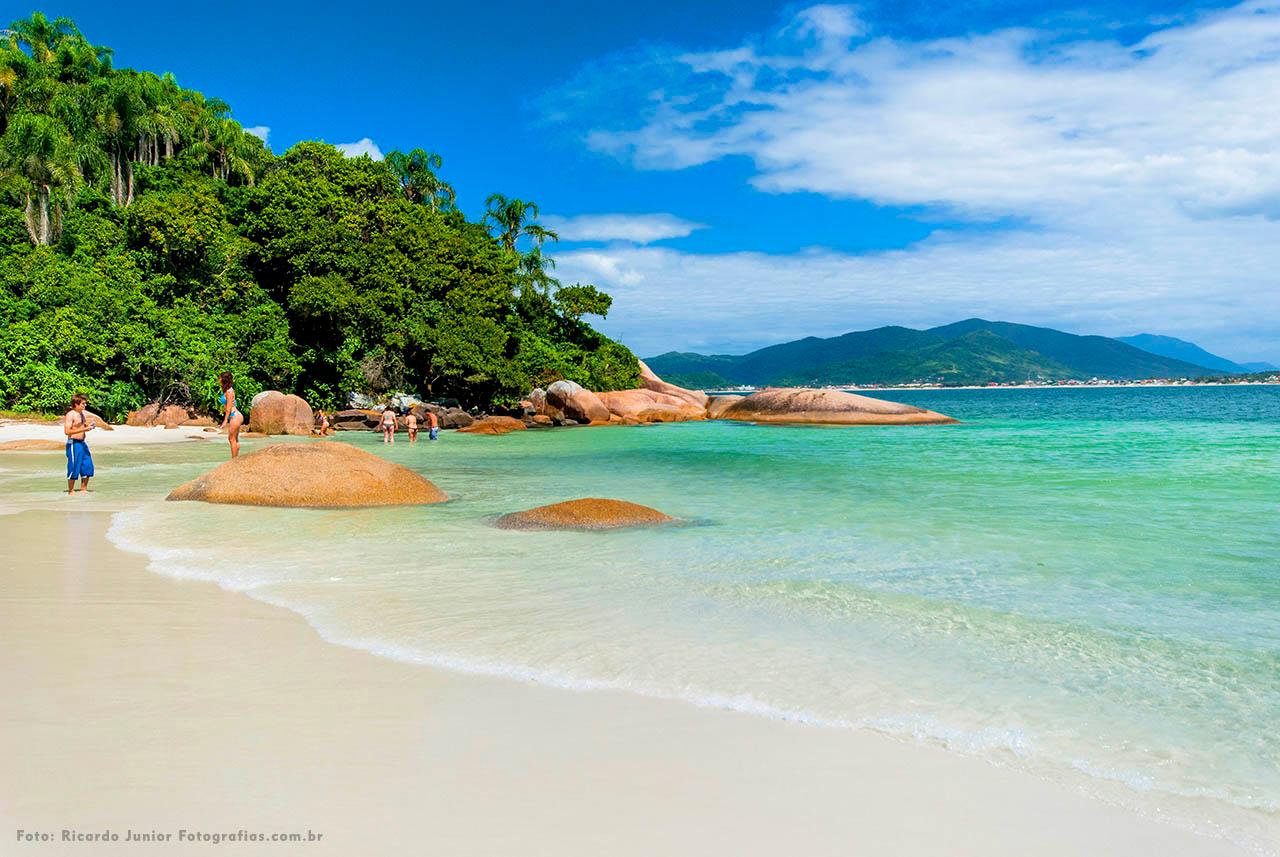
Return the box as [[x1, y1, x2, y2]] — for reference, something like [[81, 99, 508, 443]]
[[62, 371, 437, 493]]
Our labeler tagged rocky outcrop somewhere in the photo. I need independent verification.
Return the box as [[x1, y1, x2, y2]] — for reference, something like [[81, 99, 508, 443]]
[[705, 396, 738, 419], [638, 360, 709, 410], [126, 403, 195, 428], [494, 498, 674, 531], [545, 380, 612, 424], [710, 388, 956, 425], [332, 409, 381, 430], [249, 391, 314, 436], [166, 442, 447, 508], [597, 388, 706, 423], [458, 416, 527, 435], [409, 403, 474, 430]]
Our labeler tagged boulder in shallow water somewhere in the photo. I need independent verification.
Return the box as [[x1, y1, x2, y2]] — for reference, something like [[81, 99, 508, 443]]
[[167, 442, 447, 508], [711, 388, 955, 425], [249, 391, 314, 436], [495, 498, 674, 531], [457, 416, 527, 435]]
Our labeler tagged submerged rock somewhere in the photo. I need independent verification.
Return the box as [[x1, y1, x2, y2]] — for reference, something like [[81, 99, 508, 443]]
[[0, 439, 67, 451], [495, 498, 674, 531], [457, 416, 527, 435], [166, 442, 447, 508], [712, 388, 955, 425]]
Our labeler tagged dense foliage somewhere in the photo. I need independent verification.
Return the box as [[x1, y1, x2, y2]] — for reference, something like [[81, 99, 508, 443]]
[[0, 14, 638, 419]]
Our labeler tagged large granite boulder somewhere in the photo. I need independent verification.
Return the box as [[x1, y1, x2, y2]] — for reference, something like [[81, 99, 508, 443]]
[[167, 442, 447, 508], [545, 380, 611, 424], [598, 388, 707, 423], [126, 403, 193, 428], [458, 416, 527, 435], [638, 360, 709, 410], [711, 388, 955, 425], [495, 498, 673, 531], [249, 391, 314, 436]]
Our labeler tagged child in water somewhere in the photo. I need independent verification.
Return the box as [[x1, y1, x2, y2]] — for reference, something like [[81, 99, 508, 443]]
[[63, 394, 96, 494]]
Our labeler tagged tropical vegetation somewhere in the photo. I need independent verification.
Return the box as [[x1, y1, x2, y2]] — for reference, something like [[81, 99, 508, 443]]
[[0, 13, 638, 419]]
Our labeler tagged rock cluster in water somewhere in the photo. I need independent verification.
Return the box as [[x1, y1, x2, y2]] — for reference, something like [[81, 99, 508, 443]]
[[518, 360, 955, 427]]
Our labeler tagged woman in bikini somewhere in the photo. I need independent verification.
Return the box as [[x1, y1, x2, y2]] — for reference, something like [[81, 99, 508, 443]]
[[219, 371, 244, 458], [380, 407, 397, 444]]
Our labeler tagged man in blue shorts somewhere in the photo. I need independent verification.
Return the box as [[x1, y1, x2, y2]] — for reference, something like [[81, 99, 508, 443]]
[[64, 393, 96, 494]]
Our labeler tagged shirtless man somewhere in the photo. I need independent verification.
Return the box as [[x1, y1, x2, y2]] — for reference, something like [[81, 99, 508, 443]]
[[406, 411, 419, 443], [63, 394, 96, 494], [427, 409, 439, 441]]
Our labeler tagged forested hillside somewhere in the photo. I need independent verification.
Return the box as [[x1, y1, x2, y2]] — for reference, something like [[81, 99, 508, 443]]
[[0, 13, 637, 419], [648, 319, 1218, 387]]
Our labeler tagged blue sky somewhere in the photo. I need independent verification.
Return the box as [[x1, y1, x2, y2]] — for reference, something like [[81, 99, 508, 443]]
[[30, 0, 1280, 362]]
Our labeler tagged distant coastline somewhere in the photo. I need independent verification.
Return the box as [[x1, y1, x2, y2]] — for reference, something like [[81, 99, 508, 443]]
[[707, 377, 1280, 395]]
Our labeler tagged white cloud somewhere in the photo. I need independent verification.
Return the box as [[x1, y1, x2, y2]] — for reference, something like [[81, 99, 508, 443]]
[[543, 213, 707, 244], [556, 211, 1280, 363], [545, 1, 1280, 362], [334, 138, 383, 160], [587, 2, 1280, 222], [243, 126, 270, 144]]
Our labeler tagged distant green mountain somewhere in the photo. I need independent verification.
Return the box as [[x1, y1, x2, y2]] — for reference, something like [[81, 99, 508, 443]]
[[1241, 362, 1279, 372], [1117, 334, 1253, 374], [647, 319, 1219, 387]]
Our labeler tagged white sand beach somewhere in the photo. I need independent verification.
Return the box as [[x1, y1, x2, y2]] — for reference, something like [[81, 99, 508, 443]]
[[0, 502, 1254, 857]]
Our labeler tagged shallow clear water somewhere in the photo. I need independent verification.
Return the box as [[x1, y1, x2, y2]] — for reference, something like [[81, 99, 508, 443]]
[[5, 386, 1278, 850]]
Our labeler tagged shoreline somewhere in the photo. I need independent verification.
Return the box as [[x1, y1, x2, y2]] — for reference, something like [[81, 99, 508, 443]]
[[0, 507, 1260, 856]]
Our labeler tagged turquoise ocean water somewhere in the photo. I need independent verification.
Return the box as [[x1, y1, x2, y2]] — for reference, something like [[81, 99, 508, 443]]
[[3, 386, 1277, 851]]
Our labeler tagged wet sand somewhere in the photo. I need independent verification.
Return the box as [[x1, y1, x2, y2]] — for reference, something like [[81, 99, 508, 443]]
[[0, 509, 1253, 856]]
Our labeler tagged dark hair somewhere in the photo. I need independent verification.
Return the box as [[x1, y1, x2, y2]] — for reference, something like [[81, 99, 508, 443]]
[[218, 371, 233, 390], [71, 393, 88, 409]]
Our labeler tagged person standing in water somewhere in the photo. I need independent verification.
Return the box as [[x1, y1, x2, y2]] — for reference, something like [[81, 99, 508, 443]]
[[380, 407, 397, 443], [405, 410, 419, 443], [218, 371, 244, 458], [427, 409, 439, 441], [63, 394, 96, 494]]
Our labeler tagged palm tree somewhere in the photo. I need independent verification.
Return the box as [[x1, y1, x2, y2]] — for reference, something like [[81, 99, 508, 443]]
[[517, 246, 559, 296], [0, 111, 82, 245], [483, 193, 559, 252], [386, 148, 455, 211], [5, 13, 78, 66]]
